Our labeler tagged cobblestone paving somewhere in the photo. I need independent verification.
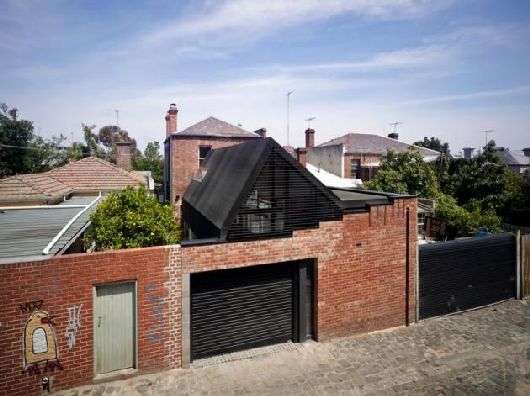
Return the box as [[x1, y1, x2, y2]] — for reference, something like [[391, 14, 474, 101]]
[[60, 299, 530, 396]]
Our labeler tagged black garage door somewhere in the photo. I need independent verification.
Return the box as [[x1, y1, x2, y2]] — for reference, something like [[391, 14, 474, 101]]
[[419, 233, 515, 320], [191, 262, 300, 360]]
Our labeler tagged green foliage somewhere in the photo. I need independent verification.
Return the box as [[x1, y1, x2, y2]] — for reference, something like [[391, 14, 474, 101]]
[[365, 150, 440, 199], [85, 187, 180, 251], [97, 125, 142, 163], [434, 194, 501, 240], [413, 136, 450, 155], [133, 141, 164, 184]]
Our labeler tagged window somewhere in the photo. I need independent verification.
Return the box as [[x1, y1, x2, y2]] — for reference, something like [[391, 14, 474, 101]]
[[350, 159, 361, 179], [199, 146, 212, 166]]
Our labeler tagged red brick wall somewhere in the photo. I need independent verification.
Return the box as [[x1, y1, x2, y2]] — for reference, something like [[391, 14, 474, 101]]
[[169, 136, 259, 202], [0, 246, 178, 396], [344, 153, 382, 179], [180, 197, 416, 340]]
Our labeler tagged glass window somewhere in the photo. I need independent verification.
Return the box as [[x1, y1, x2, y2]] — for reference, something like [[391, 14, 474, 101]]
[[198, 146, 212, 166]]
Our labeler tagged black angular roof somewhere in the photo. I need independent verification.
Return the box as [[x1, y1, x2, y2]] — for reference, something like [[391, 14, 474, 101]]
[[183, 138, 342, 237]]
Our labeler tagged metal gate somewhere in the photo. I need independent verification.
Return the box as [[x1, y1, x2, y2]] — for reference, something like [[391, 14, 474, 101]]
[[191, 261, 310, 360], [419, 233, 515, 320], [94, 282, 136, 374]]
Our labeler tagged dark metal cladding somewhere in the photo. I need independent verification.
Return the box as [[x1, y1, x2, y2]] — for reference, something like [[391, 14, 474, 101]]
[[226, 146, 342, 240], [190, 262, 294, 360], [419, 233, 515, 320]]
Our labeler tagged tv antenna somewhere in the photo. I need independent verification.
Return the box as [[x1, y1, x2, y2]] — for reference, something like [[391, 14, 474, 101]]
[[481, 129, 494, 146], [305, 117, 315, 129], [389, 121, 403, 134], [286, 90, 295, 146]]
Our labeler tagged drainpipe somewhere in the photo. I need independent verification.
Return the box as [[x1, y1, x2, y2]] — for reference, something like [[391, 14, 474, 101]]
[[405, 207, 410, 326]]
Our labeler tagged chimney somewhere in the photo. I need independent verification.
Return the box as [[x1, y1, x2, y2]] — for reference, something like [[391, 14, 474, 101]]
[[305, 128, 315, 148], [387, 132, 399, 140], [296, 147, 307, 167], [165, 103, 178, 137], [462, 147, 474, 160], [116, 141, 132, 171], [254, 128, 267, 138], [523, 148, 530, 157]]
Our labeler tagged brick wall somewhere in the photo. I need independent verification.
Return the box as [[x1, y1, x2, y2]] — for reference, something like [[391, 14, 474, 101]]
[[0, 246, 177, 396], [181, 197, 416, 340], [169, 136, 259, 202], [1, 197, 416, 395], [344, 153, 382, 179]]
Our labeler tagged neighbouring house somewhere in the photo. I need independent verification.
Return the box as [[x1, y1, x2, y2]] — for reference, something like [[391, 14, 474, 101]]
[[0, 151, 150, 264], [0, 138, 416, 395], [163, 103, 265, 205], [495, 147, 530, 174], [305, 130, 440, 182]]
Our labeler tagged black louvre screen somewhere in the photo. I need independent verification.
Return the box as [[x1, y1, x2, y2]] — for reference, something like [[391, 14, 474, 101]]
[[419, 233, 515, 320], [227, 148, 342, 240]]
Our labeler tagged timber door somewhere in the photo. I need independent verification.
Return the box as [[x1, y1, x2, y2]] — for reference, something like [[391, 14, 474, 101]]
[[94, 282, 136, 375]]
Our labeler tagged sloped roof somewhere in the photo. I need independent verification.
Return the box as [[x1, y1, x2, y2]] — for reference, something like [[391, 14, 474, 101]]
[[175, 116, 260, 138], [183, 138, 342, 235], [496, 150, 530, 166], [0, 157, 145, 204], [319, 133, 439, 158], [0, 196, 102, 264]]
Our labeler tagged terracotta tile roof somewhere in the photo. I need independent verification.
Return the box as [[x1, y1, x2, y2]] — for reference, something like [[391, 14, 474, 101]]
[[319, 133, 440, 158], [0, 157, 145, 204], [175, 116, 260, 138]]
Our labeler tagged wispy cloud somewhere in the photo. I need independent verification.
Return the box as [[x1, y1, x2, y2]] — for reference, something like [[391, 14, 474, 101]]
[[143, 0, 454, 46], [400, 85, 530, 106]]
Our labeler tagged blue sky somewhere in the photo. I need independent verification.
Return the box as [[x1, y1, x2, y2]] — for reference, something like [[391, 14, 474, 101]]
[[2, 0, 530, 154]]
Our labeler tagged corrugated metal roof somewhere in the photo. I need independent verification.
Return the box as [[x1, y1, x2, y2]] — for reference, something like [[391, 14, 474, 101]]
[[0, 196, 102, 264]]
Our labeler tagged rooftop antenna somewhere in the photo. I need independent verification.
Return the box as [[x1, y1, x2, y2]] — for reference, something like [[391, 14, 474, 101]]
[[481, 129, 494, 146], [305, 116, 315, 129], [389, 121, 403, 134], [286, 90, 295, 146]]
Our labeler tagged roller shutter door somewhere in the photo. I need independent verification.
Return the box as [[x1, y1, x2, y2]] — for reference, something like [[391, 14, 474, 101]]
[[191, 262, 293, 360], [419, 233, 515, 320]]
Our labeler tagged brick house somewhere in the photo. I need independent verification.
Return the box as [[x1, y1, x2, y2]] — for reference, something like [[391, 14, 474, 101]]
[[0, 139, 416, 395], [305, 130, 439, 182], [163, 104, 265, 205]]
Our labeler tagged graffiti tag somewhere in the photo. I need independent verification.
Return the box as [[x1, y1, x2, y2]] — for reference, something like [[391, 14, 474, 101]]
[[19, 300, 44, 312], [64, 304, 82, 348], [145, 284, 165, 342]]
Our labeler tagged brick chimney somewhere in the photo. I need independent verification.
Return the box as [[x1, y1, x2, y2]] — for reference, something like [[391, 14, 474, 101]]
[[254, 128, 267, 138], [305, 128, 315, 148], [165, 103, 178, 137], [523, 148, 530, 157], [388, 132, 399, 140], [296, 147, 307, 167], [462, 147, 474, 160], [116, 141, 132, 171]]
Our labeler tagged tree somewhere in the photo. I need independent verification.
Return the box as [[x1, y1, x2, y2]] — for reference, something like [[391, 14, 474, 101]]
[[133, 141, 164, 184], [84, 186, 180, 251], [0, 104, 35, 177], [413, 136, 450, 155], [97, 125, 141, 163], [365, 149, 440, 199]]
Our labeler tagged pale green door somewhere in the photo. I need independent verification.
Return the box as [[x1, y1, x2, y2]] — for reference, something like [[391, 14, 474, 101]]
[[94, 282, 136, 374]]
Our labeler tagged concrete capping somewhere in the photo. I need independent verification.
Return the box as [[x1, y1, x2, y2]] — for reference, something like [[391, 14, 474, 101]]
[[181, 273, 191, 368]]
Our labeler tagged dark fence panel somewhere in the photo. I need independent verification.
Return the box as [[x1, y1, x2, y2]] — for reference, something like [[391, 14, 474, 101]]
[[419, 233, 515, 320]]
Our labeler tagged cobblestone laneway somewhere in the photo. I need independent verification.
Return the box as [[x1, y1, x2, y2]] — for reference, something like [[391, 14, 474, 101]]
[[60, 299, 530, 395]]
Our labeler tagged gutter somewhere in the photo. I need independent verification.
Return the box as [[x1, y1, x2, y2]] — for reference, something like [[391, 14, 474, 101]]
[[42, 193, 102, 255]]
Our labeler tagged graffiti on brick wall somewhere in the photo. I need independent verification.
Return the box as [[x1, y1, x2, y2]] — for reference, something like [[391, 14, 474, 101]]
[[22, 311, 63, 375], [19, 300, 44, 312], [64, 304, 82, 348], [145, 284, 164, 341]]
